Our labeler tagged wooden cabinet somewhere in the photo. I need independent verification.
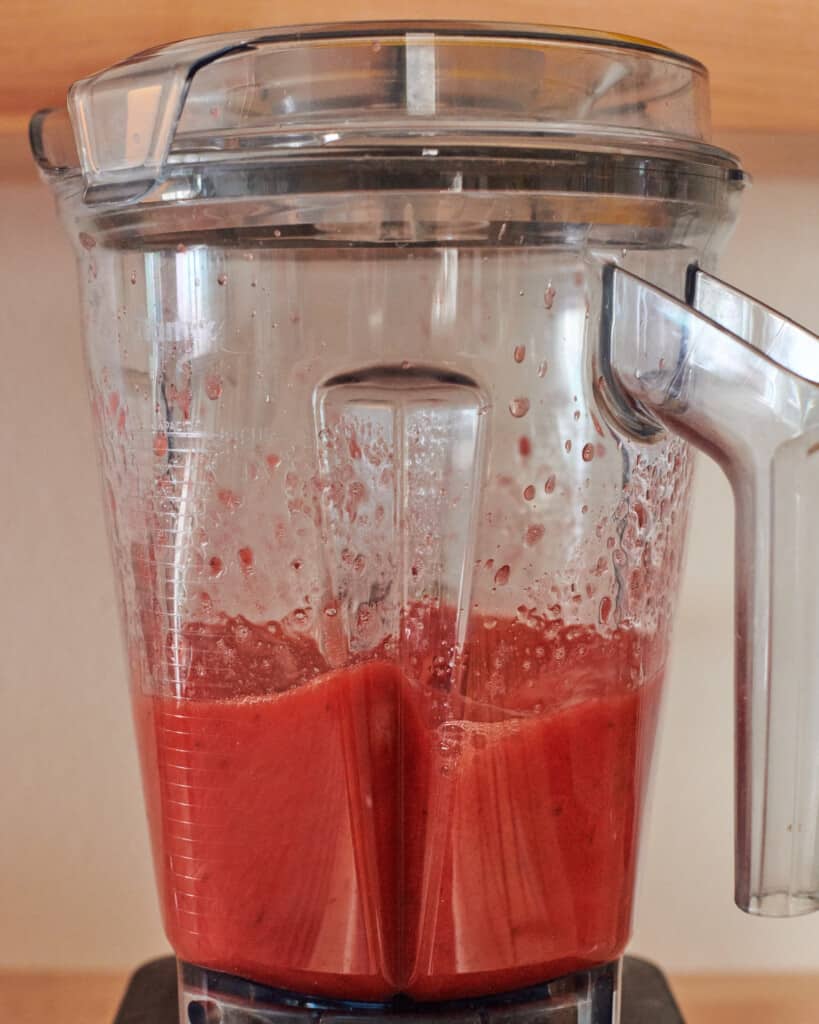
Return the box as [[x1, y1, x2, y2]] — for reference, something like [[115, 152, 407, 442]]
[[1, 0, 818, 134]]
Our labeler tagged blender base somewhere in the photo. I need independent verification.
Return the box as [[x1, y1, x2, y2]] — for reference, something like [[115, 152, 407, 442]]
[[112, 958, 684, 1023]]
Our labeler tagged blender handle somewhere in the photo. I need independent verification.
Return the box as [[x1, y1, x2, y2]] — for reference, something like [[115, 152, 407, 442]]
[[600, 262, 819, 917]]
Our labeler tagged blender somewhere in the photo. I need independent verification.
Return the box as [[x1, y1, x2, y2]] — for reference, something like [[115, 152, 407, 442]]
[[29, 22, 819, 1024]]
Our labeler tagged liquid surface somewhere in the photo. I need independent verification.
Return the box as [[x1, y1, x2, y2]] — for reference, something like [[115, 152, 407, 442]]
[[135, 615, 661, 1001]]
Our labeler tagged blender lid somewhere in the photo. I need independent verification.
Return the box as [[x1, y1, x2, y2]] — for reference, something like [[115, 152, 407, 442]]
[[30, 21, 744, 203]]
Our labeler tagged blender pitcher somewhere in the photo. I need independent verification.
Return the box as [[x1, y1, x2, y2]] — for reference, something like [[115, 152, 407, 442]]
[[30, 22, 819, 1024]]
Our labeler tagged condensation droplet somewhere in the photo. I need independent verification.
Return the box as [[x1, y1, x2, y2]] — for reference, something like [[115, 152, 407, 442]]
[[493, 564, 511, 587], [129, 270, 137, 285], [513, 345, 526, 363], [582, 443, 595, 462], [537, 360, 548, 378], [544, 283, 556, 309], [483, 617, 497, 630], [525, 524, 545, 545], [545, 474, 556, 494], [208, 556, 224, 577], [509, 397, 530, 418], [79, 232, 96, 250], [523, 484, 535, 501], [286, 608, 309, 631], [324, 606, 338, 617], [217, 272, 227, 286], [564, 439, 572, 453], [153, 432, 168, 458], [266, 453, 281, 471], [573, 409, 581, 421], [600, 596, 613, 623], [205, 374, 223, 400], [518, 436, 531, 457], [218, 488, 242, 511]]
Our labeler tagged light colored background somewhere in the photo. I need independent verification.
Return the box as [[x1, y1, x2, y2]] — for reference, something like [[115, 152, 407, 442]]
[[2, 131, 818, 974]]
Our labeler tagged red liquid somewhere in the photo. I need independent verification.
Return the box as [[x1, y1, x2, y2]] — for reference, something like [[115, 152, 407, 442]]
[[135, 616, 661, 1001]]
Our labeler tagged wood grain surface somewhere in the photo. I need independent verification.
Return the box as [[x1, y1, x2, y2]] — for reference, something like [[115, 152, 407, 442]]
[[1, 1, 818, 134], [0, 971, 129, 1024], [671, 973, 819, 1024]]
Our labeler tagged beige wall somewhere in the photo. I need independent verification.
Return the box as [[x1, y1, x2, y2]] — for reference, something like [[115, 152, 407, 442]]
[[2, 133, 818, 972]]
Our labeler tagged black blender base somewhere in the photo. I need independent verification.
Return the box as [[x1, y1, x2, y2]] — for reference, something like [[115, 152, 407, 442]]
[[112, 957, 684, 1023]]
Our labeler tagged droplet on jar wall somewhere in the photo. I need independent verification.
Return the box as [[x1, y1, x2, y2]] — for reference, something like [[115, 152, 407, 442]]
[[493, 564, 511, 587], [525, 524, 545, 545], [509, 397, 530, 417]]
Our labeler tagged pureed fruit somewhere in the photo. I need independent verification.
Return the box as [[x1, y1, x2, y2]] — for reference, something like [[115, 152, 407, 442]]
[[134, 610, 662, 1001]]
